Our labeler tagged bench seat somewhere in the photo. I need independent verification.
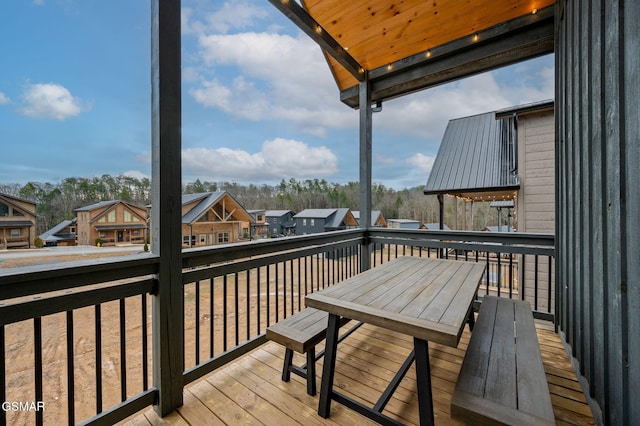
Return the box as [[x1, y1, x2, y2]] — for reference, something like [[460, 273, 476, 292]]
[[451, 296, 555, 425], [266, 307, 352, 395]]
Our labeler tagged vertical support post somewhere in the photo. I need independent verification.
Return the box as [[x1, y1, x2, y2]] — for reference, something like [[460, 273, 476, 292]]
[[151, 0, 184, 416], [359, 76, 372, 272], [437, 194, 444, 258]]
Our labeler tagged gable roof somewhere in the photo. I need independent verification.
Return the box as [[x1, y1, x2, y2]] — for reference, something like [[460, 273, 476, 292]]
[[75, 200, 119, 212], [352, 210, 385, 226], [423, 111, 520, 201], [0, 193, 37, 216], [181, 191, 253, 225]]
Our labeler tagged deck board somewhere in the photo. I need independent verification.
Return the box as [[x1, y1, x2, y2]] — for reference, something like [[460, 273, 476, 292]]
[[120, 322, 595, 425]]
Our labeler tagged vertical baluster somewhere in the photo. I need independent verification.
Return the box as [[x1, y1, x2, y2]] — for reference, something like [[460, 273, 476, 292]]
[[223, 275, 228, 352], [209, 277, 214, 358], [276, 263, 281, 321], [548, 256, 553, 314], [257, 268, 261, 335], [521, 254, 526, 300], [234, 273, 239, 347], [119, 299, 127, 401], [34, 317, 43, 426], [534, 255, 540, 311], [297, 259, 301, 312], [278, 262, 283, 319], [0, 326, 5, 426], [66, 311, 75, 424], [509, 253, 514, 299], [246, 270, 251, 341], [95, 305, 102, 413], [485, 253, 490, 294], [141, 294, 148, 390], [266, 266, 271, 327], [195, 281, 200, 365], [289, 260, 294, 313], [497, 253, 502, 297]]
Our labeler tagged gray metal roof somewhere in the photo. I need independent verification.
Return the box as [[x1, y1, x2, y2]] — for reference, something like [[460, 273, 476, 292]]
[[424, 111, 519, 199], [326, 208, 351, 229], [293, 209, 337, 219], [181, 192, 226, 224], [265, 210, 295, 217], [40, 219, 77, 240], [0, 220, 33, 227]]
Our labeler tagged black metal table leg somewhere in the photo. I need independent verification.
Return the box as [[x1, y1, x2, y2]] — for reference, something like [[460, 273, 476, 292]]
[[414, 337, 435, 426], [318, 313, 340, 418]]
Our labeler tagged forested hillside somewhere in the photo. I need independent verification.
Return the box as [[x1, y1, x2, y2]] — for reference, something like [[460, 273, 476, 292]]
[[1, 175, 502, 234]]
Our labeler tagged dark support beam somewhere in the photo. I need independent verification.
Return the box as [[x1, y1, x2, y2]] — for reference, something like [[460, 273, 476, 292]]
[[340, 6, 554, 108], [268, 0, 364, 81], [359, 77, 372, 272], [151, 0, 184, 416]]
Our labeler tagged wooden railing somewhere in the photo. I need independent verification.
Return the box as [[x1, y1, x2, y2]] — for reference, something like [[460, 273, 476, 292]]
[[0, 228, 554, 425]]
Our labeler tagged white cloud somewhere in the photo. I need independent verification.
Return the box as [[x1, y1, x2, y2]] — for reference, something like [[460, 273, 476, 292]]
[[183, 1, 269, 35], [407, 153, 435, 175], [189, 30, 353, 136], [182, 138, 338, 182], [0, 92, 9, 105], [19, 83, 89, 120]]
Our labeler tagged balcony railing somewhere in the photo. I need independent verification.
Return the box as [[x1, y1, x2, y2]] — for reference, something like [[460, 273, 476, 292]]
[[0, 228, 554, 425]]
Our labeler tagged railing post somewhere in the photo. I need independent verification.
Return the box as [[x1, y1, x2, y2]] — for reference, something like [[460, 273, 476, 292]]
[[359, 75, 372, 272], [151, 0, 184, 416]]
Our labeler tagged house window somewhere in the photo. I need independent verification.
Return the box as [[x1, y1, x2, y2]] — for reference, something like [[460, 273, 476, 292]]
[[303, 219, 307, 226], [199, 234, 206, 244], [310, 219, 315, 226], [107, 210, 116, 222], [217, 232, 229, 243], [98, 216, 106, 223], [10, 229, 20, 238], [124, 211, 139, 222], [0, 202, 8, 216], [12, 209, 24, 217], [257, 214, 263, 221]]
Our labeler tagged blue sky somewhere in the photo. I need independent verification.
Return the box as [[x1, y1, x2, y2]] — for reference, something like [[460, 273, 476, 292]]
[[0, 0, 554, 189]]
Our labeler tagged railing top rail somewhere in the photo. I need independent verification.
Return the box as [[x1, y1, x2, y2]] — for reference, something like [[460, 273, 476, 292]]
[[0, 253, 159, 300], [368, 228, 555, 246], [181, 228, 366, 268]]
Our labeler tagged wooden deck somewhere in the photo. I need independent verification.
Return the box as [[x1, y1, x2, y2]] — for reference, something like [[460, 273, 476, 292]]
[[121, 322, 595, 426]]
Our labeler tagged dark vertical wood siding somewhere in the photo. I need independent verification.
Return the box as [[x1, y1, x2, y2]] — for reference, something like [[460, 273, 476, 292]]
[[556, 1, 639, 424]]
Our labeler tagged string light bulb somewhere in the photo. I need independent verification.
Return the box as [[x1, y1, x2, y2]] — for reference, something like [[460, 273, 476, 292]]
[[473, 33, 479, 42], [532, 8, 538, 14], [387, 64, 393, 71], [426, 50, 432, 58]]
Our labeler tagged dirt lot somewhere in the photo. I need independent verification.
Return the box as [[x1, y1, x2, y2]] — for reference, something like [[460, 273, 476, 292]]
[[1, 248, 336, 425]]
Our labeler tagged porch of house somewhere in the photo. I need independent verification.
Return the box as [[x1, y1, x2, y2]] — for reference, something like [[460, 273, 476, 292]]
[[123, 322, 594, 426]]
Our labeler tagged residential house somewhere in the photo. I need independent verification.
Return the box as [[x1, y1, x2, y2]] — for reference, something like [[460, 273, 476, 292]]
[[76, 200, 147, 246], [181, 192, 254, 247], [39, 218, 77, 246], [0, 193, 37, 249], [265, 210, 296, 236], [423, 100, 555, 233], [293, 208, 357, 235], [386, 219, 421, 230], [246, 209, 268, 239], [423, 101, 555, 311], [352, 210, 386, 228]]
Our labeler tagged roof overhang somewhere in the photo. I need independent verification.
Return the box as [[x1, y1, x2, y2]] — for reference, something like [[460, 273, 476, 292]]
[[427, 188, 519, 203], [271, 0, 555, 108]]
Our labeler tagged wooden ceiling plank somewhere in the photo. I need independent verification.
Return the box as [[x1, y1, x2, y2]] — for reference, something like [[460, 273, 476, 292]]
[[339, 16, 554, 107]]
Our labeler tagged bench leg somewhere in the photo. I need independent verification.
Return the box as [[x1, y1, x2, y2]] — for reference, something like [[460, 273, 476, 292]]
[[282, 348, 294, 382], [306, 348, 316, 395], [467, 308, 476, 332]]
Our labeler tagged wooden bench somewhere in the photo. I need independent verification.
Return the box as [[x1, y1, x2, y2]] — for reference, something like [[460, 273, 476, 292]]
[[266, 307, 357, 396], [451, 296, 555, 425]]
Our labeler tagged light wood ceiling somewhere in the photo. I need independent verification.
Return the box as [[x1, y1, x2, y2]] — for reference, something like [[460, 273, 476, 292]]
[[301, 0, 555, 95]]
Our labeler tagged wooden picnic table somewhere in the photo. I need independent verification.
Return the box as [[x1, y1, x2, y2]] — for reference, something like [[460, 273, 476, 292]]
[[305, 256, 486, 425]]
